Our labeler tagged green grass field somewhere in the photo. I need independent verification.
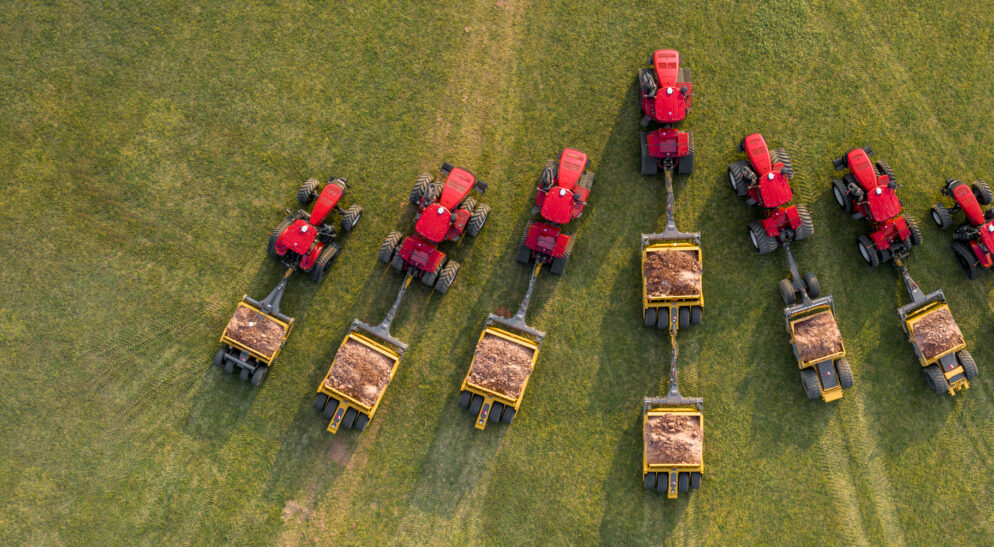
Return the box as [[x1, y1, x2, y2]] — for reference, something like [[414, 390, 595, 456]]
[[3, 1, 994, 544]]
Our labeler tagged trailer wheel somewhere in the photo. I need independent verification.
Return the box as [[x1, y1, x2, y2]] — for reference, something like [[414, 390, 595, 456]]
[[213, 347, 227, 368], [239, 367, 251, 381], [951, 241, 980, 279], [458, 390, 472, 409], [644, 308, 657, 328], [354, 412, 369, 431], [656, 309, 669, 330], [973, 180, 993, 205], [677, 472, 690, 493], [469, 394, 483, 415], [379, 231, 402, 264], [779, 279, 796, 306], [224, 359, 236, 374], [251, 365, 268, 386], [906, 217, 922, 246], [434, 261, 460, 294], [690, 472, 702, 490], [836, 358, 854, 389], [857, 235, 880, 267], [931, 203, 952, 229], [489, 402, 504, 423], [467, 204, 490, 237], [313, 393, 329, 411], [958, 349, 979, 379], [501, 407, 515, 424], [342, 408, 358, 429], [800, 368, 821, 399], [341, 204, 363, 232], [298, 178, 320, 205], [678, 307, 690, 330], [690, 306, 702, 325], [656, 472, 669, 493], [322, 397, 340, 419], [643, 472, 657, 490], [923, 364, 947, 395], [803, 272, 820, 298]]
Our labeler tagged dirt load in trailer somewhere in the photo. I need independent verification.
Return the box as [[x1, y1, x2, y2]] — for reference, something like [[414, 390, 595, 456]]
[[912, 307, 964, 361], [324, 339, 395, 407], [644, 250, 702, 298], [466, 333, 536, 400], [224, 306, 287, 358], [644, 413, 703, 466], [792, 311, 844, 363]]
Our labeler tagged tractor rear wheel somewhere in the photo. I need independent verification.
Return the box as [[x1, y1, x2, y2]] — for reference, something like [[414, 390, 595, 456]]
[[677, 132, 694, 175], [516, 242, 532, 264], [906, 217, 922, 246], [923, 365, 947, 395], [836, 358, 854, 389], [239, 367, 251, 381], [677, 67, 691, 84], [832, 179, 849, 211], [489, 402, 504, 423], [213, 347, 227, 368], [640, 132, 658, 176], [251, 365, 268, 386], [931, 203, 952, 229], [460, 197, 478, 214], [435, 261, 460, 294], [973, 181, 993, 205], [322, 398, 340, 419], [458, 390, 472, 409], [800, 368, 821, 399], [690, 306, 702, 325], [379, 231, 402, 264], [421, 263, 440, 287], [354, 413, 370, 431], [749, 221, 778, 254], [391, 253, 406, 272], [310, 243, 340, 283], [501, 407, 515, 424], [803, 272, 820, 298], [578, 171, 594, 193], [550, 237, 574, 275], [410, 174, 432, 205], [342, 408, 358, 429], [958, 349, 978, 379], [643, 472, 657, 490], [467, 204, 490, 237], [779, 279, 796, 306], [875, 160, 896, 184], [678, 307, 690, 330], [313, 392, 328, 411], [469, 394, 483, 415], [677, 472, 690, 493], [298, 178, 320, 205], [644, 308, 657, 328], [728, 161, 750, 197], [794, 204, 814, 240], [341, 204, 362, 232], [857, 235, 880, 267], [268, 218, 293, 257]]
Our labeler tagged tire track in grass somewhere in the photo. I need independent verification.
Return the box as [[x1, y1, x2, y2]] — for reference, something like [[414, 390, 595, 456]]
[[817, 416, 871, 546]]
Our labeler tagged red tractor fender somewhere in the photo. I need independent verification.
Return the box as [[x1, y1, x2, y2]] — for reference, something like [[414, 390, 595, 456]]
[[556, 148, 588, 190], [743, 133, 773, 175], [438, 167, 477, 210], [525, 222, 570, 258], [865, 186, 903, 221], [761, 206, 799, 237], [308, 182, 344, 225], [869, 217, 909, 250], [447, 207, 471, 240], [952, 183, 985, 226], [300, 240, 323, 270], [970, 237, 994, 268], [415, 204, 454, 243]]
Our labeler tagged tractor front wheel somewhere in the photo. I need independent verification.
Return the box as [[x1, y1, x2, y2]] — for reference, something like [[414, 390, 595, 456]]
[[729, 161, 751, 197], [857, 235, 880, 267], [973, 181, 993, 205], [958, 350, 979, 379], [951, 241, 979, 279], [779, 279, 796, 306], [435, 261, 460, 294], [298, 178, 319, 205], [341, 204, 362, 232], [923, 364, 947, 395], [467, 204, 490, 237], [836, 358, 854, 389], [410, 174, 432, 206], [800, 368, 821, 399], [875, 160, 896, 184], [931, 203, 952, 229]]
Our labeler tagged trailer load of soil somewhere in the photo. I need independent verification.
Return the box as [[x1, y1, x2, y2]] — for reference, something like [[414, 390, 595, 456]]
[[644, 414, 702, 466], [912, 307, 964, 360], [324, 338, 395, 407], [224, 305, 286, 357], [466, 333, 535, 399], [792, 310, 844, 363], [644, 250, 702, 298]]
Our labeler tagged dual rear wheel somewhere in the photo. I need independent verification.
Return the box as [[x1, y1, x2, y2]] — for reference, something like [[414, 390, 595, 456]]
[[643, 471, 702, 493]]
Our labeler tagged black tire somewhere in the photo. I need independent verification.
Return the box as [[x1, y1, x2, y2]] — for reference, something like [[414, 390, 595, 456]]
[[239, 367, 250, 382], [857, 235, 880, 267], [677, 472, 690, 493], [409, 173, 432, 205], [213, 347, 227, 368], [690, 472, 702, 490], [550, 236, 574, 275], [656, 472, 669, 493], [378, 231, 402, 264], [906, 217, 922, 246], [677, 132, 694, 175], [268, 218, 293, 257], [794, 204, 814, 240], [516, 242, 532, 264], [749, 221, 778, 254], [958, 349, 979, 379], [341, 204, 362, 232], [931, 203, 952, 229], [458, 390, 472, 409], [729, 161, 750, 197], [780, 279, 796, 306], [313, 392, 329, 411], [577, 171, 594, 193], [298, 178, 319, 205], [501, 407, 515, 424], [644, 308, 657, 328], [678, 307, 690, 330], [875, 160, 896, 184], [832, 179, 849, 211], [309, 242, 340, 282], [923, 364, 947, 395], [973, 181, 993, 205], [644, 472, 657, 490], [803, 272, 820, 298], [322, 397, 340, 419], [489, 402, 504, 423], [224, 359, 235, 374], [677, 67, 691, 84], [801, 368, 821, 399], [434, 260, 459, 294], [251, 365, 268, 386], [467, 204, 490, 237], [640, 132, 658, 176], [469, 394, 483, 415], [656, 308, 668, 330], [354, 413, 370, 431], [342, 408, 358, 429], [690, 306, 702, 325], [460, 197, 478, 214], [391, 252, 405, 272], [771, 147, 793, 178], [421, 263, 440, 287], [836, 358, 854, 389]]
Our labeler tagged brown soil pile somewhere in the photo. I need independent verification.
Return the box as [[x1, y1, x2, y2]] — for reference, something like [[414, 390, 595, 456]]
[[912, 307, 964, 360], [466, 334, 535, 399], [324, 339, 395, 407], [793, 311, 844, 362], [644, 250, 702, 298], [224, 306, 286, 357], [644, 414, 702, 466]]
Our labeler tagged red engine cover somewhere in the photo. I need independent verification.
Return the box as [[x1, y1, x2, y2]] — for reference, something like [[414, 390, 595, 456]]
[[846, 149, 884, 192], [646, 129, 690, 159], [540, 187, 576, 225], [415, 205, 453, 243], [278, 220, 318, 256], [952, 183, 985, 226], [439, 167, 475, 210], [744, 134, 773, 174], [556, 148, 587, 190], [652, 49, 679, 86], [865, 186, 902, 221], [309, 182, 343, 225]]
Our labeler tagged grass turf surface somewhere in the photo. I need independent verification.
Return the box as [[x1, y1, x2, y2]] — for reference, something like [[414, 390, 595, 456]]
[[3, 0, 994, 543]]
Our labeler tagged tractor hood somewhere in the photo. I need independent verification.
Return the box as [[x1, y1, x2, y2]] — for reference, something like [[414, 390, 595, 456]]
[[416, 205, 453, 243], [952, 183, 985, 226], [652, 49, 679, 86], [556, 148, 587, 190], [439, 167, 476, 210], [540, 187, 576, 225]]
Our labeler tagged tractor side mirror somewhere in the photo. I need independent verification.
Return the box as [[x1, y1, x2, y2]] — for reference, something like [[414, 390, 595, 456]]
[[475, 180, 488, 193]]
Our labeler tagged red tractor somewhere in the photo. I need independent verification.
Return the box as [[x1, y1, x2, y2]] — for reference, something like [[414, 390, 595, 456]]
[[516, 148, 593, 275], [378, 162, 490, 294], [931, 178, 994, 278], [830, 146, 921, 266], [639, 49, 694, 176], [727, 133, 813, 253], [268, 176, 362, 282]]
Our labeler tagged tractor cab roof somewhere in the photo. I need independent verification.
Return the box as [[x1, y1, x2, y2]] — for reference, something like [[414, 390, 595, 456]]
[[438, 167, 476, 210], [415, 204, 454, 243], [279, 219, 318, 255]]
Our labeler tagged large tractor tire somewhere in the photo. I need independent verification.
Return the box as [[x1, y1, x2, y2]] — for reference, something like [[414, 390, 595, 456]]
[[409, 174, 433, 205], [749, 221, 778, 254], [251, 365, 268, 386], [794, 204, 814, 241], [435, 261, 460, 294], [931, 203, 953, 229], [550, 236, 575, 275], [951, 241, 979, 279], [467, 204, 490, 237], [644, 308, 657, 328], [832, 179, 850, 211], [322, 397, 340, 419], [578, 171, 594, 194], [213, 347, 227, 368], [341, 204, 363, 232], [459, 197, 478, 215], [677, 132, 694, 175], [923, 364, 947, 395], [906, 217, 922, 246], [643, 472, 657, 490], [379, 231, 402, 264], [458, 390, 472, 409], [836, 358, 854, 389], [875, 160, 896, 184], [353, 413, 369, 431], [421, 262, 441, 287], [268, 218, 293, 257], [771, 147, 793, 179], [857, 235, 880, 267], [973, 181, 993, 205], [640, 132, 658, 176], [298, 178, 320, 205], [309, 243, 340, 282], [800, 368, 821, 399], [390, 253, 405, 272], [958, 350, 978, 379], [677, 67, 691, 84], [729, 161, 751, 197]]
